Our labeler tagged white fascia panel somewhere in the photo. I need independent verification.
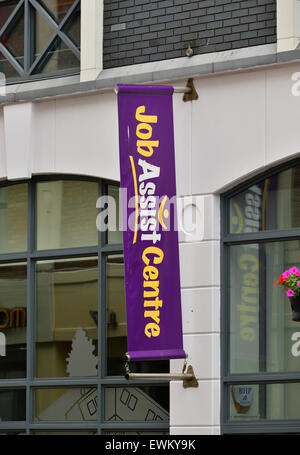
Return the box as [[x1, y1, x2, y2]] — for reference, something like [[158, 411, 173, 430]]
[[4, 102, 34, 180]]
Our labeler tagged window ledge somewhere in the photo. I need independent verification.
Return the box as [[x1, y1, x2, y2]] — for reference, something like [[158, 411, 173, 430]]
[[3, 43, 300, 105]]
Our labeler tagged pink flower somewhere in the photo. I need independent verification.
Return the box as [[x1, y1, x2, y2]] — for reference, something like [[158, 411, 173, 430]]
[[297, 282, 300, 288], [283, 271, 291, 279], [287, 289, 294, 297]]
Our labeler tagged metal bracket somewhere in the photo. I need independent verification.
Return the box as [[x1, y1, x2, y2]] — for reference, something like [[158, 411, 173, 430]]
[[114, 78, 198, 102], [182, 78, 198, 102], [124, 356, 198, 389]]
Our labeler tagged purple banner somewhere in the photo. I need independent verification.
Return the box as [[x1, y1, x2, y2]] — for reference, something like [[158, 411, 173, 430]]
[[117, 85, 185, 361]]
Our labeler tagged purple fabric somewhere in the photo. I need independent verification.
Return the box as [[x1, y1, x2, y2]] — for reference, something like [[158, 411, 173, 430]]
[[117, 84, 185, 361]]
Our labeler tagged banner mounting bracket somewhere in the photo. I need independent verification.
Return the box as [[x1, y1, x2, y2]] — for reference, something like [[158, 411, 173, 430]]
[[124, 355, 199, 389], [114, 79, 198, 102]]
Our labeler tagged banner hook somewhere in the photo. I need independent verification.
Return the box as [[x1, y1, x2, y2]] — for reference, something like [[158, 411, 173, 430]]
[[114, 78, 198, 102], [124, 353, 198, 389]]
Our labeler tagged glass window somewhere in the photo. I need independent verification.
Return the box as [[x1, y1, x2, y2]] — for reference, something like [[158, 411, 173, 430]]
[[0, 184, 28, 254], [0, 178, 169, 435], [229, 383, 300, 421], [107, 185, 123, 245], [229, 164, 300, 234], [104, 386, 169, 422], [37, 180, 98, 250], [36, 257, 98, 378], [35, 387, 98, 422], [223, 159, 300, 434], [0, 263, 27, 379], [0, 389, 26, 421], [0, 0, 80, 82]]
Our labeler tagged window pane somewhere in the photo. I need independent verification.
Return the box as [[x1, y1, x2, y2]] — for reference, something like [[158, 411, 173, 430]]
[[0, 51, 20, 78], [0, 184, 27, 254], [37, 181, 98, 250], [228, 165, 300, 234], [63, 8, 80, 48], [0, 389, 26, 421], [0, 263, 27, 379], [33, 9, 56, 60], [37, 0, 76, 23], [36, 258, 98, 378], [2, 6, 24, 68], [0, 1, 19, 29], [107, 185, 123, 245], [229, 240, 300, 374], [35, 388, 97, 421], [104, 386, 169, 422], [229, 383, 300, 421], [34, 36, 79, 74]]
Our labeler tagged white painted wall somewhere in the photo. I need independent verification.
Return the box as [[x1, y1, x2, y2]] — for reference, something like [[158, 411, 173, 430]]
[[277, 0, 300, 52], [80, 0, 104, 82], [1, 61, 300, 434]]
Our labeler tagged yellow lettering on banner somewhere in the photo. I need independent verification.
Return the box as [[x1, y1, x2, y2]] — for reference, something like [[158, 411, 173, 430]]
[[144, 297, 163, 310], [136, 123, 152, 140], [143, 280, 160, 298], [135, 106, 158, 124], [142, 247, 164, 265], [144, 310, 160, 324], [143, 265, 159, 281], [145, 322, 160, 338], [137, 140, 159, 157]]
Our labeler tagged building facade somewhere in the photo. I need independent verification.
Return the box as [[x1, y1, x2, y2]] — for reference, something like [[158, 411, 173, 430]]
[[1, 0, 300, 435]]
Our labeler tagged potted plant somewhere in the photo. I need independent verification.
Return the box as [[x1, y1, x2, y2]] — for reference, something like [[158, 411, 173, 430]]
[[274, 266, 300, 321]]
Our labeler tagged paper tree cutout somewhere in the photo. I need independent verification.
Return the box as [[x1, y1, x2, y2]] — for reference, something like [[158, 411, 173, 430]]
[[66, 328, 98, 377]]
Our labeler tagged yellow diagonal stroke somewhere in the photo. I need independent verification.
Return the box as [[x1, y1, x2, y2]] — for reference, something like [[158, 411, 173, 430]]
[[129, 155, 139, 244]]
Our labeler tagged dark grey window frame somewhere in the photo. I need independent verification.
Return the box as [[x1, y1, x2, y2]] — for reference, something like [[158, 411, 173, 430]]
[[221, 156, 300, 435], [0, 0, 80, 83], [0, 175, 169, 435]]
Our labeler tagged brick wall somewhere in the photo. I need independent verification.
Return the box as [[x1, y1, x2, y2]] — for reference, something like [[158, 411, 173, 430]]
[[103, 0, 277, 69]]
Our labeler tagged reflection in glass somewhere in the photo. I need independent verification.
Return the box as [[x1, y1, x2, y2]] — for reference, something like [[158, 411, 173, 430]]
[[0, 51, 20, 78], [33, 9, 55, 60], [0, 184, 28, 254], [34, 36, 79, 74], [35, 388, 97, 421], [230, 383, 300, 421], [229, 165, 300, 234], [2, 7, 24, 67], [38, 0, 75, 23], [107, 185, 123, 245], [36, 258, 98, 378], [106, 255, 169, 376], [63, 9, 80, 47], [229, 240, 300, 374], [105, 386, 169, 422], [0, 389, 26, 421], [0, 263, 27, 379], [37, 180, 98, 250], [0, 1, 18, 30]]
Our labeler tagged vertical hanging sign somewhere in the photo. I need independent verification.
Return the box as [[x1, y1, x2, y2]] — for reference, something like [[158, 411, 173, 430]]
[[117, 85, 185, 361]]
